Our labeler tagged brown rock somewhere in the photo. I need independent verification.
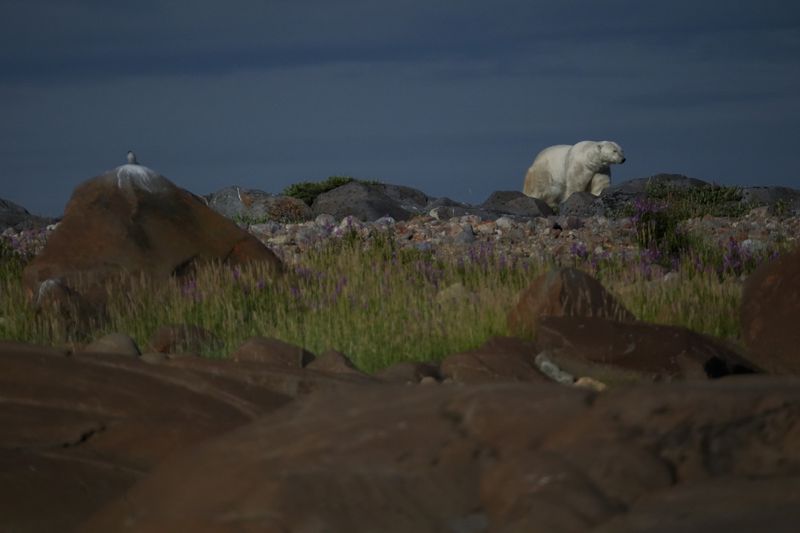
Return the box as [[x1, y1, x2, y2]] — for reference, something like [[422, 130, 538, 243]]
[[375, 361, 441, 383], [440, 336, 549, 384], [229, 336, 315, 368], [595, 477, 800, 533], [537, 316, 760, 383], [0, 341, 294, 533], [81, 332, 141, 357], [507, 267, 635, 338], [80, 378, 800, 532], [305, 349, 367, 377], [741, 245, 800, 374], [162, 352, 376, 397], [22, 164, 283, 311], [147, 324, 220, 355]]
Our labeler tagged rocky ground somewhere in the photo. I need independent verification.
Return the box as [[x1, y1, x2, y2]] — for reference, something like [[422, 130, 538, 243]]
[[2, 169, 800, 532], [5, 173, 800, 273]]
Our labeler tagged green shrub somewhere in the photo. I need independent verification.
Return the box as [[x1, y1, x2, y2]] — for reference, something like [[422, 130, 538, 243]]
[[283, 176, 356, 206], [644, 182, 752, 218]]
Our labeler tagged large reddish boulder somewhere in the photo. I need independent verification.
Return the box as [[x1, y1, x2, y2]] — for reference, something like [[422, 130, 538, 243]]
[[741, 246, 800, 374], [507, 267, 635, 338], [22, 164, 282, 307], [81, 377, 800, 532]]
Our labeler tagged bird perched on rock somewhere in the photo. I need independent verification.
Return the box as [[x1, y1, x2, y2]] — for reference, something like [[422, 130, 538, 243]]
[[126, 150, 139, 165]]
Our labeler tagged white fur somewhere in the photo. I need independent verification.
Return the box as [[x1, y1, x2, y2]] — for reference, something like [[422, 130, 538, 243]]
[[523, 140, 625, 207]]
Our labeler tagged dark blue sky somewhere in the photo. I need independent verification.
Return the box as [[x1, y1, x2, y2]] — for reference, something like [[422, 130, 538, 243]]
[[2, 0, 799, 215]]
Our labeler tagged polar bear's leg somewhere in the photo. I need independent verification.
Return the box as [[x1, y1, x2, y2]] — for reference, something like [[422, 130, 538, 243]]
[[524, 166, 560, 207], [589, 173, 610, 196], [563, 161, 594, 202]]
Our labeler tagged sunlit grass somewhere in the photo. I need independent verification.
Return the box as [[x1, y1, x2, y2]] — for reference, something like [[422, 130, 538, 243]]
[[0, 228, 785, 372]]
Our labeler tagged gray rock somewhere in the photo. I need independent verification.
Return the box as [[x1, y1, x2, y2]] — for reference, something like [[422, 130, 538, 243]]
[[560, 191, 607, 217], [206, 186, 312, 223], [601, 174, 713, 215], [82, 332, 141, 357], [608, 174, 713, 196], [452, 225, 476, 244], [480, 191, 553, 218], [0, 198, 56, 231], [740, 186, 800, 216], [311, 181, 416, 221], [426, 197, 473, 220], [373, 183, 430, 214], [314, 213, 337, 228]]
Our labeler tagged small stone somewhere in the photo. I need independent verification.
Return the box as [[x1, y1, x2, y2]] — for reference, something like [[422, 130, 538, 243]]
[[495, 216, 514, 229], [314, 213, 336, 228], [740, 238, 766, 255], [574, 376, 607, 392], [82, 332, 141, 357], [453, 225, 475, 244], [419, 376, 438, 385], [534, 352, 575, 384], [374, 216, 396, 226]]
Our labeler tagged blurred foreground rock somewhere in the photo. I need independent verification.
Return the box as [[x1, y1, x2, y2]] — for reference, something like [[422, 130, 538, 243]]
[[0, 340, 372, 532], [80, 377, 800, 533], [741, 244, 800, 374]]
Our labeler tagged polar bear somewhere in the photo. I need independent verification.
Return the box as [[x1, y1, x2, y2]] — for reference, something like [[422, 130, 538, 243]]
[[523, 141, 625, 207]]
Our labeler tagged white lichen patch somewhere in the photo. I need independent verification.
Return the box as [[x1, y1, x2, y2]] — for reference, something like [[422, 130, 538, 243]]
[[36, 278, 62, 305], [112, 164, 172, 193]]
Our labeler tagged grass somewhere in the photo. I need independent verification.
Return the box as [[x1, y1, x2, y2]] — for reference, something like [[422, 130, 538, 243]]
[[0, 181, 787, 372], [0, 226, 784, 373]]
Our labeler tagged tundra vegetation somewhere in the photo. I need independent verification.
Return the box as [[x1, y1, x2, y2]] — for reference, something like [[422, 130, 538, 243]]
[[0, 183, 785, 373]]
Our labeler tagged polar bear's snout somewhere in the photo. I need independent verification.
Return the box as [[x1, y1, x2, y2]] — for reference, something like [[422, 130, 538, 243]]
[[620, 157, 626, 163]]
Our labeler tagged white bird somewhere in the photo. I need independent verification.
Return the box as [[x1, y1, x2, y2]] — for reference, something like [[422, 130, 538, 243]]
[[126, 150, 139, 165]]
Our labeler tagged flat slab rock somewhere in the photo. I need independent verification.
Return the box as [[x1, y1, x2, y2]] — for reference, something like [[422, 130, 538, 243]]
[[0, 341, 373, 533], [82, 377, 800, 532]]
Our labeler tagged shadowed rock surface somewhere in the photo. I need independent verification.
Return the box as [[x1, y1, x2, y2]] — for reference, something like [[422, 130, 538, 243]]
[[741, 245, 800, 374], [537, 316, 760, 383], [740, 186, 800, 215], [0, 197, 55, 231], [147, 324, 221, 355], [311, 181, 421, 221], [229, 336, 316, 367], [440, 336, 549, 384], [507, 267, 636, 338], [480, 190, 554, 218], [559, 191, 607, 217], [80, 377, 800, 533], [0, 341, 377, 533]]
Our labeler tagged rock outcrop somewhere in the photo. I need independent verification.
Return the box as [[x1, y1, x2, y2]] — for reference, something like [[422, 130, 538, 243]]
[[80, 378, 800, 533], [22, 165, 283, 311], [741, 245, 800, 374]]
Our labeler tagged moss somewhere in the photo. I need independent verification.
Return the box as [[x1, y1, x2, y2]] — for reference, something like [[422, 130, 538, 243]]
[[282, 176, 357, 206]]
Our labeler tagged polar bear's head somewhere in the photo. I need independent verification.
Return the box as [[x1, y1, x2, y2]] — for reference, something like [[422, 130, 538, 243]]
[[597, 141, 626, 165]]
